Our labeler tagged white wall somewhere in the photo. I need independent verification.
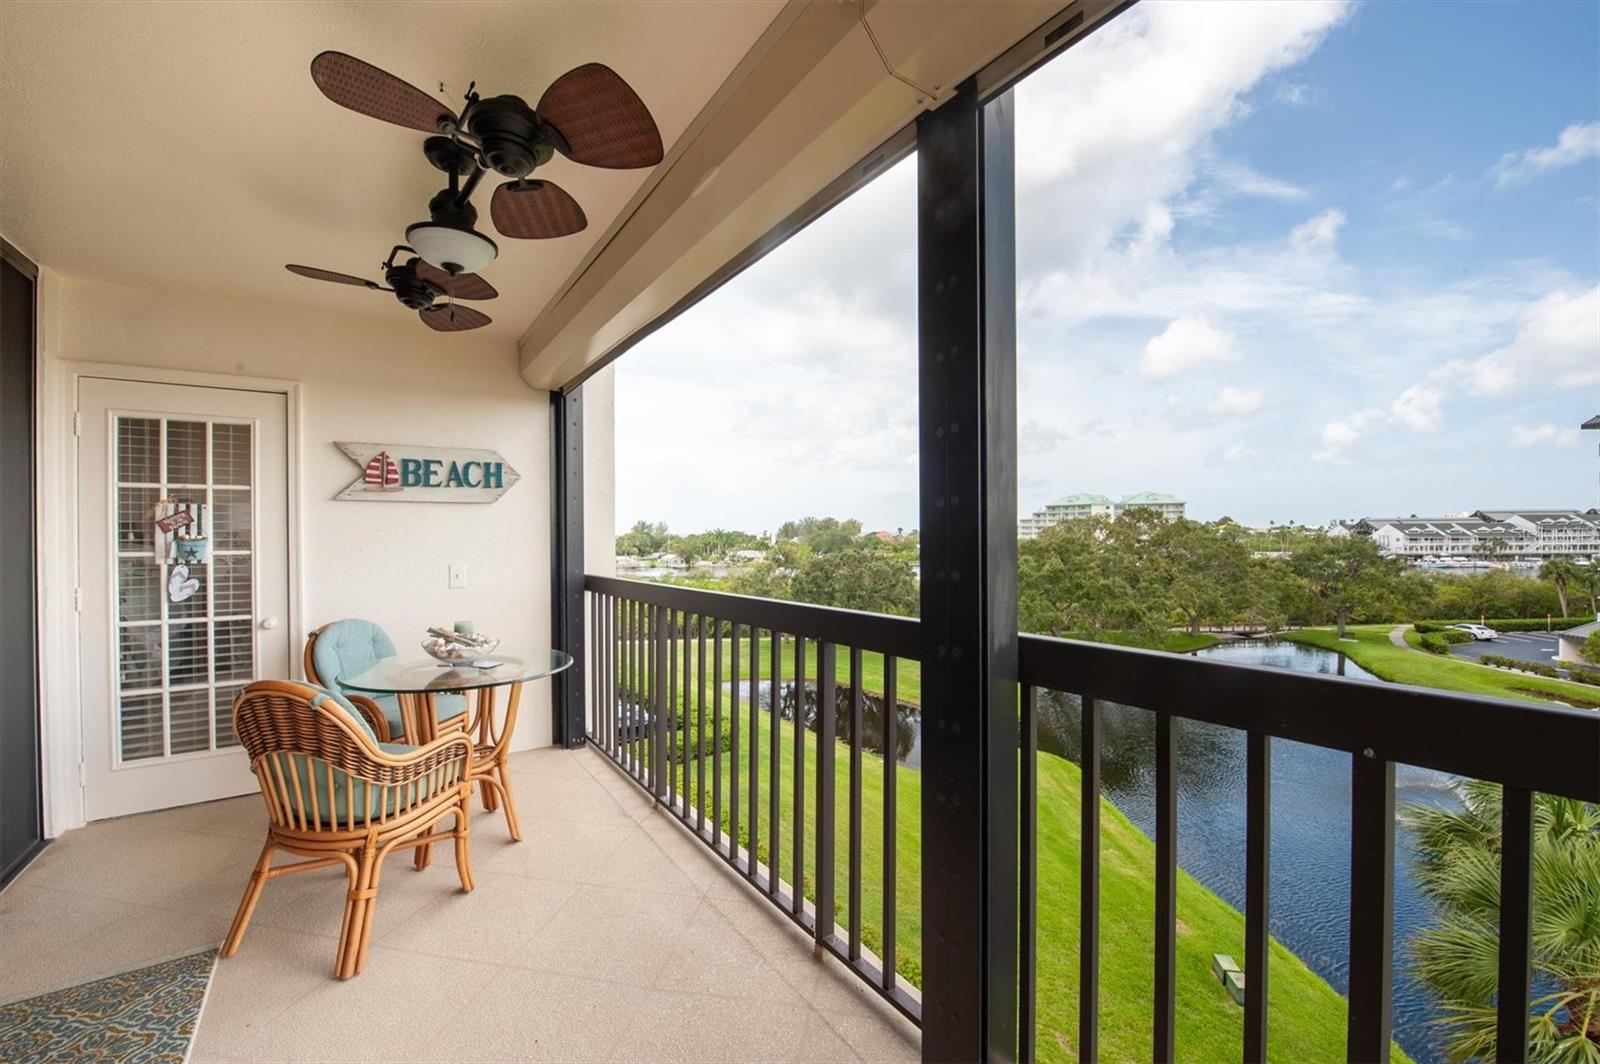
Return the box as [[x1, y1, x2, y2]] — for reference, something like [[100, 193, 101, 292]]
[[38, 276, 560, 827]]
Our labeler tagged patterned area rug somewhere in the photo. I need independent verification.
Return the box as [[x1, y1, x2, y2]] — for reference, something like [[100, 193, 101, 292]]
[[0, 949, 216, 1063]]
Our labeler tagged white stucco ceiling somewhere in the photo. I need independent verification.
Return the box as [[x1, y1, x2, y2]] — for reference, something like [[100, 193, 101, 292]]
[[0, 1, 784, 340]]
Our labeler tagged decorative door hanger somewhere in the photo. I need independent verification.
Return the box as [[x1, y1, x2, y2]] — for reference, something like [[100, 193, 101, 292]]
[[335, 442, 520, 504], [152, 498, 210, 564]]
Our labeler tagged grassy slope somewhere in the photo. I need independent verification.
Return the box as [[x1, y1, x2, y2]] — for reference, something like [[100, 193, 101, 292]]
[[1281, 625, 1600, 708], [639, 650, 1392, 1062]]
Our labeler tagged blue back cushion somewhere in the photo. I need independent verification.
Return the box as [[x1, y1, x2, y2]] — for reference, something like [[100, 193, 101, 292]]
[[312, 619, 396, 696]]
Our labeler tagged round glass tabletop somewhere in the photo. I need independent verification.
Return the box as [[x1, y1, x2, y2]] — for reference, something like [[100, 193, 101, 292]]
[[338, 650, 572, 696]]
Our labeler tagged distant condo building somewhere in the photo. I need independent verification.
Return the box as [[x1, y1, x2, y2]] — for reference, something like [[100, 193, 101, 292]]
[[1330, 509, 1600, 560], [1019, 491, 1185, 539]]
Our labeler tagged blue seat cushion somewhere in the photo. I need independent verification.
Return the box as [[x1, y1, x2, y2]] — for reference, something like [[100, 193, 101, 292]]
[[269, 685, 430, 824]]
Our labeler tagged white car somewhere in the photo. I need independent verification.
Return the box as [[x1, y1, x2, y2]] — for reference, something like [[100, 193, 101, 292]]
[[1451, 623, 1498, 641]]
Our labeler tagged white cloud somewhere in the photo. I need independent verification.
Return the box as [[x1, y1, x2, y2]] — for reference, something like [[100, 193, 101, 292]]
[[1313, 386, 1442, 462], [1020, 420, 1073, 455], [1387, 385, 1443, 433], [1209, 386, 1268, 417], [1449, 286, 1600, 395], [1510, 423, 1581, 448], [1490, 121, 1600, 187], [1204, 157, 1309, 202], [1289, 207, 1346, 251], [1015, 1, 1351, 265], [1221, 442, 1264, 462], [1140, 317, 1239, 378]]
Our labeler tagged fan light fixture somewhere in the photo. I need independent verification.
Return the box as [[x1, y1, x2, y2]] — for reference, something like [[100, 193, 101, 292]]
[[404, 221, 498, 275]]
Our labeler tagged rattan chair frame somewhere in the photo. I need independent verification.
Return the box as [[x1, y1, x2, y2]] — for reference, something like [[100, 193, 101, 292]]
[[221, 679, 475, 979]]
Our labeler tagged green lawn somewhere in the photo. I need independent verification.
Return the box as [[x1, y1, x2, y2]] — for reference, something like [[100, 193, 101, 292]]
[[1281, 625, 1600, 708], [611, 635, 1398, 1062]]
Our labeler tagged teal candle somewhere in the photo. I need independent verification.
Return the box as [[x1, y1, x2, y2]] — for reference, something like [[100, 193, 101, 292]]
[[454, 621, 475, 636]]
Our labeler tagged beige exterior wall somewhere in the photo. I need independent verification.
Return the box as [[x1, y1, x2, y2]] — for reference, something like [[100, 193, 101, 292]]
[[37, 276, 561, 828]]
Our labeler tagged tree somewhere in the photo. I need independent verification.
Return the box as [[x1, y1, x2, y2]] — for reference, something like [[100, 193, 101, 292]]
[[775, 516, 863, 554], [1288, 533, 1402, 638], [616, 520, 669, 557], [1147, 519, 1253, 634], [789, 548, 917, 616], [1408, 782, 1600, 1062], [1541, 559, 1584, 619]]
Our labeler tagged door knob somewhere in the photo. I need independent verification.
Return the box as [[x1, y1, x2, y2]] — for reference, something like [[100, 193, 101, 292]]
[[259, 617, 280, 630]]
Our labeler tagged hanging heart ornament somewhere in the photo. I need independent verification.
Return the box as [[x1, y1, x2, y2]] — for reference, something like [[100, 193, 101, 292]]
[[169, 563, 201, 603]]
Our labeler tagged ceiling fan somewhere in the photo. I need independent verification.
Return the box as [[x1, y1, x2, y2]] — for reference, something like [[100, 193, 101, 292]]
[[285, 248, 498, 332], [309, 50, 664, 275]]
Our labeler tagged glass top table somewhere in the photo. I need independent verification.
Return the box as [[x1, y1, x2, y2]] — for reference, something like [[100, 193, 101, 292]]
[[338, 650, 572, 698], [338, 649, 572, 870]]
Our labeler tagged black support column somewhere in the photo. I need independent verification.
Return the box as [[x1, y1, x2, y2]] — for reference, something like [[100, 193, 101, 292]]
[[551, 387, 585, 748], [917, 82, 1020, 1061]]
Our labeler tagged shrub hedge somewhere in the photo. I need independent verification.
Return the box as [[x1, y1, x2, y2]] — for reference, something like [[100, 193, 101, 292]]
[[1414, 618, 1560, 634], [1418, 633, 1451, 655]]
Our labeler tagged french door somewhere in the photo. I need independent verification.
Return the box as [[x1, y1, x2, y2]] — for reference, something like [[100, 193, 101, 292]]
[[77, 378, 290, 819]]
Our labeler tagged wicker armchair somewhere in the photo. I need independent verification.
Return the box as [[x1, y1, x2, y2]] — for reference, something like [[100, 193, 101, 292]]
[[303, 620, 466, 742], [221, 680, 475, 979]]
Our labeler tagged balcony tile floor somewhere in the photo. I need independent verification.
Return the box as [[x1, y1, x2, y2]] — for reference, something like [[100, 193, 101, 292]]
[[0, 745, 919, 1063]]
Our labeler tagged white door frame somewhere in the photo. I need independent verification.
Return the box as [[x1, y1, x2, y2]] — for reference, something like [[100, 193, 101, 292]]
[[38, 360, 302, 834]]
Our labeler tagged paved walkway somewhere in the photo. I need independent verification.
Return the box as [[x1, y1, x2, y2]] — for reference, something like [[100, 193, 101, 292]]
[[1388, 625, 1410, 648]]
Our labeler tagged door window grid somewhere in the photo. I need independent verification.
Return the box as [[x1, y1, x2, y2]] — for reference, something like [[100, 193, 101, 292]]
[[113, 415, 255, 763]]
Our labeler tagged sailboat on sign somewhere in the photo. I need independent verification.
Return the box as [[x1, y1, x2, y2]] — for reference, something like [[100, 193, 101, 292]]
[[363, 451, 402, 492]]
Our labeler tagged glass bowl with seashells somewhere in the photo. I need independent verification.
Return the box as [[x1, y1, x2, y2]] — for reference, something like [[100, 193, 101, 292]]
[[422, 626, 501, 666]]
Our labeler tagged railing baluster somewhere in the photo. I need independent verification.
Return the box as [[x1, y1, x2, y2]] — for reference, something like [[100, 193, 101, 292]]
[[668, 609, 678, 808], [622, 597, 633, 776], [1154, 710, 1176, 1063], [1080, 694, 1100, 1063], [816, 640, 837, 944], [1020, 684, 1038, 1064], [712, 617, 723, 849], [1347, 753, 1395, 1063], [1245, 731, 1271, 1064], [652, 605, 667, 799], [750, 627, 761, 880], [682, 611, 693, 819], [1496, 786, 1534, 1064], [763, 629, 775, 891], [883, 656, 898, 991], [697, 614, 707, 833], [849, 646, 864, 961], [729, 622, 741, 865], [791, 633, 804, 916]]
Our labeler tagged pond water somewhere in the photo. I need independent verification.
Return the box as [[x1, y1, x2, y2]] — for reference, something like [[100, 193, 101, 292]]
[[720, 637, 1454, 1062]]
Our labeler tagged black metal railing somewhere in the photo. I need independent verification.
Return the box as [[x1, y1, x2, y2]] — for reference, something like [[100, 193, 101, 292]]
[[586, 574, 922, 1022], [1017, 634, 1600, 1064], [587, 576, 1600, 1059]]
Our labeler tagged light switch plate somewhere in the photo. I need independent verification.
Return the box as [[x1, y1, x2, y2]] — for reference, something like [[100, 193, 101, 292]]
[[448, 563, 467, 589]]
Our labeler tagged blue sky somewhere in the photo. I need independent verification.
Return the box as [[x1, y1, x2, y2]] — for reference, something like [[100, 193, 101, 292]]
[[617, 1, 1598, 533]]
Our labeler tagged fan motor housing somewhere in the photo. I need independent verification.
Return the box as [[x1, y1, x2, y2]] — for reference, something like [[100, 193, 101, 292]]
[[387, 262, 442, 310], [465, 95, 554, 178]]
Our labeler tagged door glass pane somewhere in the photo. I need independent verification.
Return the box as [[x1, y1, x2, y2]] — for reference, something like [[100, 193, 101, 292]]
[[165, 420, 207, 485], [167, 623, 209, 686], [119, 693, 163, 761], [117, 418, 159, 483], [117, 487, 158, 552], [213, 555, 252, 617], [111, 414, 257, 762], [212, 423, 251, 486], [168, 689, 212, 755], [214, 686, 243, 748], [213, 493, 252, 551], [117, 559, 160, 623], [214, 620, 253, 683], [118, 627, 162, 690]]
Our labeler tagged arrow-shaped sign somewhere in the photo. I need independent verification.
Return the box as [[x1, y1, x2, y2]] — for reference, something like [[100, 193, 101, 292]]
[[335, 442, 520, 504]]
